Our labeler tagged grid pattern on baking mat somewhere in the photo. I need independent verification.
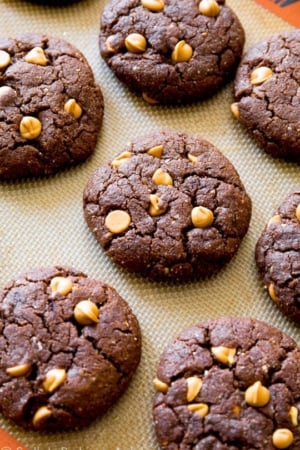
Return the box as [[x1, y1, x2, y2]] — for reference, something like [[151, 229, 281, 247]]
[[0, 0, 299, 449]]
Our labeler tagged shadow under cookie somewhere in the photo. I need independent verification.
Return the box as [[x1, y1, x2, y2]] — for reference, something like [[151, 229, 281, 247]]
[[99, 0, 245, 105], [0, 266, 141, 430], [232, 29, 300, 162], [83, 129, 252, 282], [0, 33, 104, 181]]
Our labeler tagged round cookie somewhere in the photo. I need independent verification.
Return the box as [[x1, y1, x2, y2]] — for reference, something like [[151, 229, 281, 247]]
[[83, 129, 251, 282], [255, 189, 300, 326], [0, 33, 103, 181], [232, 29, 300, 161], [0, 266, 141, 430], [99, 0, 245, 105], [153, 317, 300, 449]]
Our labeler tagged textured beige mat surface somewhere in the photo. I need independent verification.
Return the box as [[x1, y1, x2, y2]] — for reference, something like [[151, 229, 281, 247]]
[[0, 0, 299, 448]]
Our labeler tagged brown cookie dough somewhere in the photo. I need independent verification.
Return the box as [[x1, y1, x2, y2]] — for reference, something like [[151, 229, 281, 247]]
[[0, 266, 141, 430], [83, 129, 251, 282], [0, 33, 103, 181], [153, 317, 300, 449], [255, 189, 300, 326], [232, 29, 300, 161], [99, 0, 245, 105]]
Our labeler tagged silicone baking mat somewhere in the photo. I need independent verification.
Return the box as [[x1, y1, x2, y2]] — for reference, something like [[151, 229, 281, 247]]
[[0, 0, 299, 449], [254, 0, 300, 27]]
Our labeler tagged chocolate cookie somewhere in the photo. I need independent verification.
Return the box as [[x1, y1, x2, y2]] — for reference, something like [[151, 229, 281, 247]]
[[153, 317, 300, 449], [83, 129, 251, 282], [232, 29, 300, 161], [255, 190, 300, 326], [99, 0, 245, 105], [0, 266, 141, 430], [0, 33, 103, 181]]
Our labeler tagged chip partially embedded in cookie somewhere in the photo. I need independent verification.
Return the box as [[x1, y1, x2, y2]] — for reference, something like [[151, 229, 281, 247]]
[[232, 29, 300, 161], [83, 129, 251, 282], [99, 0, 245, 105], [255, 189, 300, 325], [0, 33, 104, 181], [153, 317, 300, 449], [0, 266, 141, 430]]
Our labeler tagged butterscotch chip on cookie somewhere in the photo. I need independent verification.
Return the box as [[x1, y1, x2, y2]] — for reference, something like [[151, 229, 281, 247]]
[[0, 266, 141, 430], [255, 189, 300, 325], [0, 33, 103, 181], [153, 317, 300, 449], [233, 30, 300, 161], [99, 0, 245, 105], [83, 129, 251, 282]]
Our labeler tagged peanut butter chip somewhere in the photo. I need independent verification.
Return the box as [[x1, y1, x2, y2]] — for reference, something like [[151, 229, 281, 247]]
[[112, 151, 133, 168], [199, 0, 220, 16], [268, 283, 278, 303], [105, 36, 118, 53], [296, 204, 300, 222], [142, 92, 159, 105], [267, 214, 281, 229], [50, 277, 73, 296], [230, 102, 240, 120], [147, 145, 164, 158], [153, 377, 169, 393], [33, 406, 52, 427], [0, 50, 11, 69], [149, 194, 167, 216], [172, 40, 193, 62], [43, 368, 67, 393], [105, 210, 131, 234], [289, 406, 298, 426], [74, 300, 99, 325], [188, 403, 209, 417], [6, 363, 31, 377], [24, 47, 48, 66], [152, 168, 173, 186], [187, 153, 198, 163], [0, 86, 17, 106], [186, 376, 202, 402], [64, 98, 82, 119], [211, 346, 236, 366], [232, 405, 241, 416], [272, 429, 294, 449], [245, 381, 270, 407], [20, 116, 42, 140], [191, 206, 214, 228], [125, 33, 147, 53], [250, 66, 273, 85], [141, 0, 164, 11]]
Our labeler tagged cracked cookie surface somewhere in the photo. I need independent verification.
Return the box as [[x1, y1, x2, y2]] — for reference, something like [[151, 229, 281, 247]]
[[0, 33, 103, 181], [83, 129, 251, 282], [0, 266, 141, 430], [255, 189, 300, 326], [99, 0, 245, 105], [233, 29, 300, 161], [153, 317, 300, 449]]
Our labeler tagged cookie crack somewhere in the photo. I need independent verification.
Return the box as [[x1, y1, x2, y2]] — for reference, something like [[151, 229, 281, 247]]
[[99, 348, 124, 377], [84, 336, 123, 376]]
